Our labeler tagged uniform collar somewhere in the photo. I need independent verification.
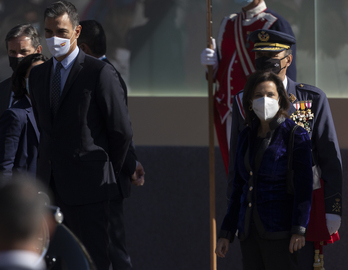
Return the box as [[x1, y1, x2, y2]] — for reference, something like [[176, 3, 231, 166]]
[[242, 1, 267, 19]]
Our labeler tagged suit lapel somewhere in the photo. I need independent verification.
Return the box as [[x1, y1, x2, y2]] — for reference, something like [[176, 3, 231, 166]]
[[57, 50, 84, 110], [26, 106, 40, 142], [43, 59, 53, 122], [16, 96, 40, 142], [0, 78, 12, 112]]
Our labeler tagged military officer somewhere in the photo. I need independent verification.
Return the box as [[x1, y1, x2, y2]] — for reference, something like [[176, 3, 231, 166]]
[[200, 0, 296, 174], [229, 29, 342, 270]]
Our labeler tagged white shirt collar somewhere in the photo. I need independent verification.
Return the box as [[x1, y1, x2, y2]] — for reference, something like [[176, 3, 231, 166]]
[[283, 76, 288, 91], [98, 55, 106, 61], [53, 46, 79, 70], [243, 1, 267, 19], [0, 250, 46, 270]]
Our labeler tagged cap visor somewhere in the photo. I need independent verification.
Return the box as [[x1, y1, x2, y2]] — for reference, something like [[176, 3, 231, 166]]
[[252, 46, 286, 52]]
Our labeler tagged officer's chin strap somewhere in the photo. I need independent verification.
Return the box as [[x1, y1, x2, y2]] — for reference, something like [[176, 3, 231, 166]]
[[313, 241, 325, 270]]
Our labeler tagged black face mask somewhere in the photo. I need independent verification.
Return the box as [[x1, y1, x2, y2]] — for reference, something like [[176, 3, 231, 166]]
[[255, 55, 287, 74], [9, 56, 24, 72]]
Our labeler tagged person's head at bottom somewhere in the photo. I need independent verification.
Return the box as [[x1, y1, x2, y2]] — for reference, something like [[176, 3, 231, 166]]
[[0, 177, 50, 269]]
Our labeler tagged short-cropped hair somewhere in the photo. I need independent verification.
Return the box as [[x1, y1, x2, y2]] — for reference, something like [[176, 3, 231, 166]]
[[0, 178, 48, 243], [44, 1, 79, 28], [78, 20, 106, 56], [5, 24, 40, 50]]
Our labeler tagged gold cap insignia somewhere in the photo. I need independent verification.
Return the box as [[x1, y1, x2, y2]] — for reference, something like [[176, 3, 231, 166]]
[[258, 31, 270, 42]]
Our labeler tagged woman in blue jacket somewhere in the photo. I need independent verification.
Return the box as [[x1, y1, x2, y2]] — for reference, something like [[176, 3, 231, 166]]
[[0, 54, 48, 184], [216, 71, 313, 270]]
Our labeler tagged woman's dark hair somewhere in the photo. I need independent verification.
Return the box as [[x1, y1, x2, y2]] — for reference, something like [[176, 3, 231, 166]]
[[12, 53, 49, 100], [242, 71, 290, 126]]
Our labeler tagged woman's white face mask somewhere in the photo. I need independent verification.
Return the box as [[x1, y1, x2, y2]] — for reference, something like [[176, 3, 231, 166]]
[[252, 97, 279, 121]]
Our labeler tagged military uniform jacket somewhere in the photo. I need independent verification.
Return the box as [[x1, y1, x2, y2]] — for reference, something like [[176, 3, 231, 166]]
[[214, 1, 296, 124], [221, 117, 313, 241], [229, 77, 343, 216]]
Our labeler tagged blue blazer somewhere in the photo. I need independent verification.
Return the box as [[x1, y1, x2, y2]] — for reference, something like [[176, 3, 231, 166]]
[[221, 117, 313, 241], [0, 96, 39, 182]]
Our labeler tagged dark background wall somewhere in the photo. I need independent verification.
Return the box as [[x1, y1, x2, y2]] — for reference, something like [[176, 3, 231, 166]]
[[123, 147, 348, 270]]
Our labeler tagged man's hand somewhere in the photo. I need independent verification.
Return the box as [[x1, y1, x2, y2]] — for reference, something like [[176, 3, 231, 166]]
[[326, 213, 341, 235], [200, 38, 218, 68], [215, 238, 229, 258], [289, 234, 305, 253], [131, 161, 145, 186]]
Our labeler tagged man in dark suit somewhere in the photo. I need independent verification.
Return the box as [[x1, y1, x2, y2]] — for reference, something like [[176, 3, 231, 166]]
[[0, 54, 48, 184], [0, 179, 48, 270], [78, 19, 145, 270], [0, 24, 42, 118], [29, 2, 133, 269]]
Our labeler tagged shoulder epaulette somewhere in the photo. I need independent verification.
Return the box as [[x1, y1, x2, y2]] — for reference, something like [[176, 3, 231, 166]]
[[296, 83, 325, 96], [296, 83, 322, 93]]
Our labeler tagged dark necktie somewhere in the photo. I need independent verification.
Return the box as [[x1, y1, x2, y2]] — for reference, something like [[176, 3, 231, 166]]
[[51, 62, 63, 116]]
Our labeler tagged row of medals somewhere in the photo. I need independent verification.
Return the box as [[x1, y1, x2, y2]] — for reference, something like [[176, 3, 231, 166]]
[[290, 100, 314, 133]]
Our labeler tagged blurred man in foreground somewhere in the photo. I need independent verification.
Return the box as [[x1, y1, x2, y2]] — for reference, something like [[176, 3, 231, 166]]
[[0, 179, 49, 270]]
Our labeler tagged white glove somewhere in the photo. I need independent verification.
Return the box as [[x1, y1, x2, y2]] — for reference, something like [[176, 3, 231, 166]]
[[326, 213, 341, 235], [200, 38, 218, 69]]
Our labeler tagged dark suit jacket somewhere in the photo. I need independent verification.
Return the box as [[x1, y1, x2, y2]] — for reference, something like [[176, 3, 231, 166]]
[[102, 57, 137, 198], [0, 96, 39, 183], [0, 78, 12, 118], [29, 50, 133, 205]]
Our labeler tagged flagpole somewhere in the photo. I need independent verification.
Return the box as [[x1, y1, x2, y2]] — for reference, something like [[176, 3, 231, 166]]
[[206, 0, 217, 269]]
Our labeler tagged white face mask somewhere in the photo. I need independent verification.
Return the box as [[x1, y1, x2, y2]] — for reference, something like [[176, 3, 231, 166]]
[[252, 97, 279, 121], [46, 33, 76, 58], [234, 0, 253, 7]]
